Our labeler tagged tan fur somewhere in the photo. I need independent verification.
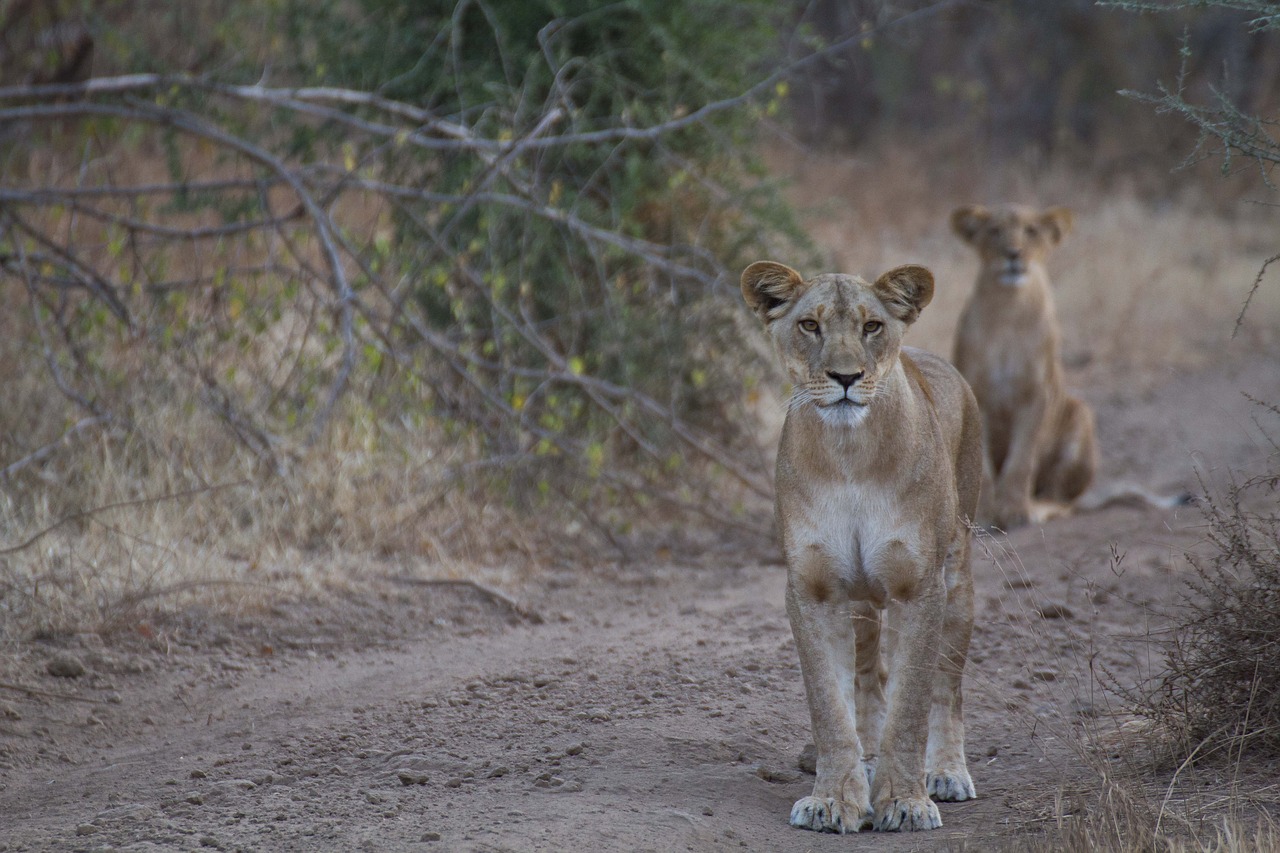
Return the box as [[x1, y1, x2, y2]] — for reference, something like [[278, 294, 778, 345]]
[[742, 261, 982, 833], [950, 204, 1098, 529]]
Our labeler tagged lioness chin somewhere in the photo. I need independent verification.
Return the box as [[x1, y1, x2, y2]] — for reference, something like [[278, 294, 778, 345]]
[[741, 261, 982, 833]]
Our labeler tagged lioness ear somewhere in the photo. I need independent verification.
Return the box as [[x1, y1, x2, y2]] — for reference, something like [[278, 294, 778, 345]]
[[873, 264, 934, 325], [741, 261, 805, 323], [1040, 207, 1073, 245], [951, 206, 989, 245]]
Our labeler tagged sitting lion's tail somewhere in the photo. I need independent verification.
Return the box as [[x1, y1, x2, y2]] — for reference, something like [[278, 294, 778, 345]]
[[1076, 482, 1197, 513]]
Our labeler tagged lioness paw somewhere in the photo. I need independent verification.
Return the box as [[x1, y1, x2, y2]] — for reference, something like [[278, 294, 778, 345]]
[[927, 767, 976, 802], [872, 796, 942, 832], [789, 795, 872, 834]]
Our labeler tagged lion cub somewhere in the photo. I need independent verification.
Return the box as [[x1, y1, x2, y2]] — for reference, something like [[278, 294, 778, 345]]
[[742, 261, 982, 833], [950, 204, 1098, 529]]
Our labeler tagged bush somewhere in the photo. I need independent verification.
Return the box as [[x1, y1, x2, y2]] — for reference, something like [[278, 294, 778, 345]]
[[1148, 409, 1280, 759], [0, 1, 809, 537]]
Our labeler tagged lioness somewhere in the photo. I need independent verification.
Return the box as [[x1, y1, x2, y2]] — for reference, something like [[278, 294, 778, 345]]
[[742, 261, 981, 833], [951, 204, 1097, 528]]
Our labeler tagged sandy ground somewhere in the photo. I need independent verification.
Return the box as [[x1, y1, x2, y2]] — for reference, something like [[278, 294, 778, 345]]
[[1, 356, 1278, 852]]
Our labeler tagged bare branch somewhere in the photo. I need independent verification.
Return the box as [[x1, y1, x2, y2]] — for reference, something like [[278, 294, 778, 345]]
[[0, 416, 110, 480]]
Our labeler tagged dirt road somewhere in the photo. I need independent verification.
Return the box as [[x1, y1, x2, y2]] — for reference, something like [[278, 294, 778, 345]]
[[1, 358, 1276, 852]]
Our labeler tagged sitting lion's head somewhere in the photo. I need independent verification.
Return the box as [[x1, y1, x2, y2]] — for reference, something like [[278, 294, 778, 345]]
[[741, 262, 934, 426], [951, 204, 1073, 287]]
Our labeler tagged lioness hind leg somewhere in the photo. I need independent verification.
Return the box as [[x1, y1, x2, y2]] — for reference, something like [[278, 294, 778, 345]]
[[1035, 395, 1097, 505], [925, 533, 976, 802], [851, 601, 887, 781], [785, 580, 873, 833]]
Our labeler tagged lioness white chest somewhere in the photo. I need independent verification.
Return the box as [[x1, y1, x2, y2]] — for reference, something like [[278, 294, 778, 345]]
[[783, 480, 926, 605]]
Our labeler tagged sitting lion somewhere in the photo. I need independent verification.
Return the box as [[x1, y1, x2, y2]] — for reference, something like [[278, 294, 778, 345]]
[[742, 260, 981, 833], [950, 204, 1098, 528]]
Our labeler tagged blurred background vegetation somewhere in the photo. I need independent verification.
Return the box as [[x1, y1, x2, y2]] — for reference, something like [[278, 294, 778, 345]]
[[0, 0, 1277, 638]]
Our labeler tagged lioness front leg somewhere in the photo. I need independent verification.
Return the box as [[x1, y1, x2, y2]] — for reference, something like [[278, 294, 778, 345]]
[[872, 590, 945, 831], [785, 581, 873, 834]]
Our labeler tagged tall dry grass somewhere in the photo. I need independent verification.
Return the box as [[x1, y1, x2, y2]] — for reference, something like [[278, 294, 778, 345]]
[[765, 137, 1280, 375]]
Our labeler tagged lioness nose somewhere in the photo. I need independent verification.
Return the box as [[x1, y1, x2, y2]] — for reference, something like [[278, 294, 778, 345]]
[[828, 371, 862, 389]]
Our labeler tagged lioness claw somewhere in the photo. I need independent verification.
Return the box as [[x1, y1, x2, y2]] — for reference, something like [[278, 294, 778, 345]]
[[789, 795, 871, 834], [927, 767, 976, 802], [873, 796, 943, 832]]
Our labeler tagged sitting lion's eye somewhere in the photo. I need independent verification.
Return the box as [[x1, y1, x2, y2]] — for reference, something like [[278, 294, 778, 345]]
[[799, 319, 820, 334], [863, 320, 882, 334], [1026, 225, 1039, 237]]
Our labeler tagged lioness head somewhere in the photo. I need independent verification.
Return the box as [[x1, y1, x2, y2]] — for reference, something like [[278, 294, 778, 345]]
[[951, 204, 1073, 287], [741, 261, 934, 426]]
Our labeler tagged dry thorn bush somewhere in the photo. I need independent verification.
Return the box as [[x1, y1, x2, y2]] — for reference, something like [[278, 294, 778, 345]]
[[1133, 399, 1280, 767]]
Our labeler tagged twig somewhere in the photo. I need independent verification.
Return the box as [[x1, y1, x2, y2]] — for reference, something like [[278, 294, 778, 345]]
[[1234, 251, 1280, 338], [381, 575, 541, 624], [0, 416, 110, 480], [0, 681, 106, 704]]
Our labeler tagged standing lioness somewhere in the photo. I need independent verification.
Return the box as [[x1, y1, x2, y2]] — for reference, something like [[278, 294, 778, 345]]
[[742, 261, 982, 833]]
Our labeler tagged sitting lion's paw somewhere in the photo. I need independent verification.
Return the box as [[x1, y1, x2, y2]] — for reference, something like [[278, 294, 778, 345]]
[[927, 767, 976, 802], [992, 504, 1030, 530], [789, 795, 872, 834], [872, 796, 942, 832]]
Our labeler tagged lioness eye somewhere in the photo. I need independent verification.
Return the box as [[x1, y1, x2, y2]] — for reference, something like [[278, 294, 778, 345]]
[[864, 320, 882, 334], [1026, 225, 1039, 237], [799, 319, 820, 334]]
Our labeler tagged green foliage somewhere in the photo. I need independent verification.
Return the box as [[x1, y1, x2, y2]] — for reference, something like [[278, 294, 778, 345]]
[[263, 0, 809, 489]]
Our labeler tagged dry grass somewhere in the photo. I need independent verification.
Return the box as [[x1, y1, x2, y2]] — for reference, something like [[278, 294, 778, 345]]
[[765, 137, 1280, 383], [1003, 790, 1280, 852], [0, 133, 632, 642]]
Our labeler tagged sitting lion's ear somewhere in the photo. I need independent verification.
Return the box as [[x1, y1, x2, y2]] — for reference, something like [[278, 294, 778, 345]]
[[951, 206, 989, 244], [1040, 207, 1074, 245], [741, 261, 805, 322], [873, 265, 934, 324]]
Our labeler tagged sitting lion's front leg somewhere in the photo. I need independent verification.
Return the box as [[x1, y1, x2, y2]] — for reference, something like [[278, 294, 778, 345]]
[[785, 581, 873, 833]]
